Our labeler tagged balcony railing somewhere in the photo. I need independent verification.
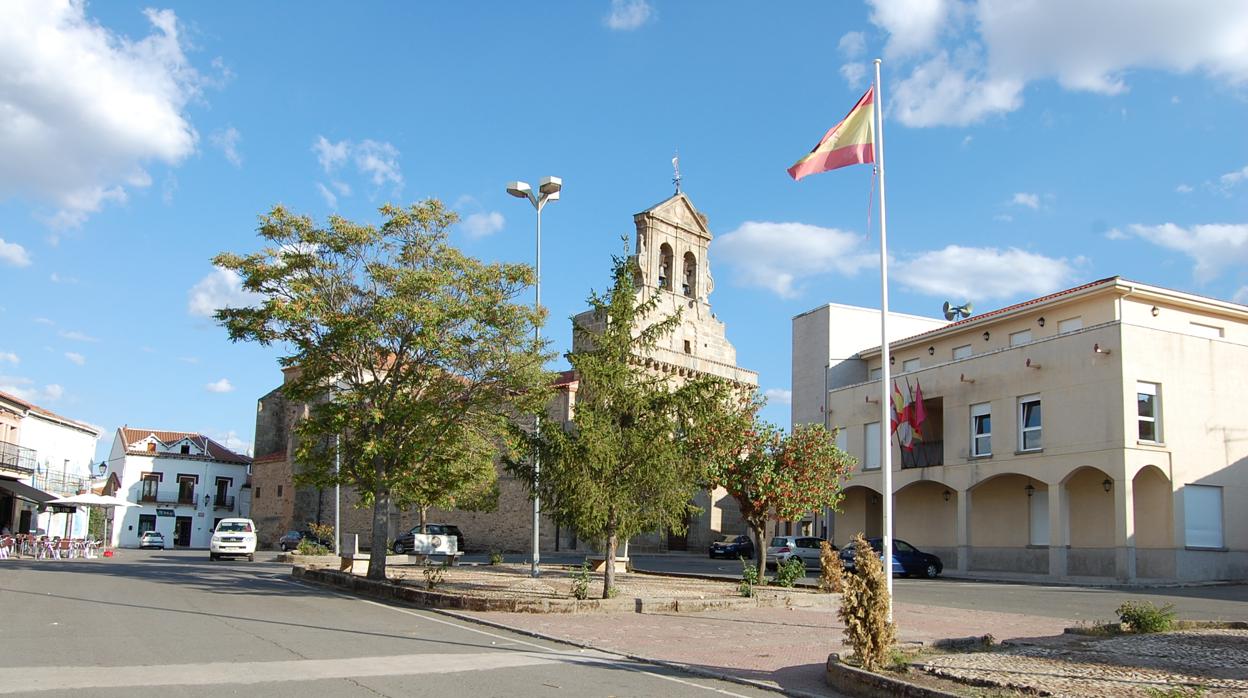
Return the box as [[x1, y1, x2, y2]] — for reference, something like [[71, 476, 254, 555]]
[[0, 440, 37, 474], [899, 440, 944, 468], [137, 486, 198, 506], [31, 472, 91, 495], [211, 494, 235, 511]]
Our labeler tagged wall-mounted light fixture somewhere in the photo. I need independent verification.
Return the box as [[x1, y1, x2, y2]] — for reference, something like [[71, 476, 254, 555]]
[[890, 355, 895, 365], [1026, 358, 1042, 369], [1103, 478, 1113, 493], [871, 494, 880, 505], [865, 395, 879, 404], [928, 346, 935, 356], [204, 494, 211, 506], [97, 462, 107, 477], [1094, 343, 1112, 355], [1024, 483, 1035, 498], [943, 489, 951, 502], [1037, 316, 1046, 327], [983, 331, 990, 341], [1151, 306, 1160, 317], [960, 373, 975, 384]]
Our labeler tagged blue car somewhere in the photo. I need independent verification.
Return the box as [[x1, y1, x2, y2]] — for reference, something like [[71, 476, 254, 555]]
[[709, 534, 756, 560], [838, 538, 943, 578]]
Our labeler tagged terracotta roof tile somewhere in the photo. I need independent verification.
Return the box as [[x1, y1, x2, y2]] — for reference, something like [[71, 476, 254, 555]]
[[120, 427, 252, 464]]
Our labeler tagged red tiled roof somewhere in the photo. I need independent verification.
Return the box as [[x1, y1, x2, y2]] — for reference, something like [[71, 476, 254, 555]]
[[120, 427, 252, 464], [867, 276, 1121, 353], [0, 390, 100, 435], [552, 369, 578, 388], [251, 451, 287, 464], [0, 389, 33, 410]]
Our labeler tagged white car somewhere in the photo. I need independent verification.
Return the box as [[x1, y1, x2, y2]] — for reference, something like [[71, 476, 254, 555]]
[[210, 518, 257, 561], [138, 531, 165, 550]]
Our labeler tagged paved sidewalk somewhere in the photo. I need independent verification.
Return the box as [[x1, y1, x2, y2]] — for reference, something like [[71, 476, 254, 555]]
[[456, 599, 1075, 696]]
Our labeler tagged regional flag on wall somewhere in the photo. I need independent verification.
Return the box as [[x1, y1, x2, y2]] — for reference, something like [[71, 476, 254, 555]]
[[787, 86, 875, 181]]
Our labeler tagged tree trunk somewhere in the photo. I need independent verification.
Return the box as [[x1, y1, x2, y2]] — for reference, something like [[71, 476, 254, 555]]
[[419, 505, 428, 534], [367, 480, 390, 581], [752, 521, 767, 582], [603, 513, 617, 599]]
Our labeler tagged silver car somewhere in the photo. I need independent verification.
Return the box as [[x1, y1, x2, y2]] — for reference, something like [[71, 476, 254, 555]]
[[766, 535, 829, 568]]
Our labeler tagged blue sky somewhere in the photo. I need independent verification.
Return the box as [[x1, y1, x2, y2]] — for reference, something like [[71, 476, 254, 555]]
[[1, 1, 1246, 462]]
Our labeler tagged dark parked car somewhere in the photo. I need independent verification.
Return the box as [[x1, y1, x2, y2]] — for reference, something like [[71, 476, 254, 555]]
[[708, 534, 755, 560], [278, 530, 330, 552], [839, 537, 943, 578], [391, 523, 465, 554]]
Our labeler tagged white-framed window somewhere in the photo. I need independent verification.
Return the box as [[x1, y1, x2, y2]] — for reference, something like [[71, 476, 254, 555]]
[[869, 367, 882, 380], [1009, 329, 1032, 346], [864, 422, 881, 470], [901, 358, 920, 373], [1057, 317, 1083, 334], [1018, 394, 1042, 451], [1184, 484, 1223, 548], [1189, 322, 1224, 339], [1137, 382, 1161, 442], [970, 402, 991, 457], [952, 344, 972, 360], [834, 426, 848, 452]]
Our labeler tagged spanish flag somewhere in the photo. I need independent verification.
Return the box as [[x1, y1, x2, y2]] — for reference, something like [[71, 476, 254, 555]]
[[787, 86, 875, 181]]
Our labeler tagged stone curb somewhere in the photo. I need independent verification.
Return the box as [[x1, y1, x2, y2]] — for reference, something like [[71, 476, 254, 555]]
[[825, 654, 961, 698]]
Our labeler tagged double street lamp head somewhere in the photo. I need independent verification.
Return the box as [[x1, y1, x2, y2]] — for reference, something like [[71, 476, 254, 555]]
[[506, 177, 562, 208]]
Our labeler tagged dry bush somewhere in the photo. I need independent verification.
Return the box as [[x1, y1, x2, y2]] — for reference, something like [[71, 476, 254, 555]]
[[818, 540, 844, 593], [837, 533, 895, 670]]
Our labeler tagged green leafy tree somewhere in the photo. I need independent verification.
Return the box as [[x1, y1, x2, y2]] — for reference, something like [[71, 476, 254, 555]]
[[509, 249, 711, 597], [215, 201, 552, 580], [700, 403, 856, 580]]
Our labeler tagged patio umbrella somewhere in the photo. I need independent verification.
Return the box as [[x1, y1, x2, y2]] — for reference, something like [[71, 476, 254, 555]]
[[47, 493, 137, 546]]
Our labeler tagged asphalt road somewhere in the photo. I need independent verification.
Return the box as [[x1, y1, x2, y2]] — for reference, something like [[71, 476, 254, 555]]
[[485, 551, 1248, 624], [0, 550, 776, 697]]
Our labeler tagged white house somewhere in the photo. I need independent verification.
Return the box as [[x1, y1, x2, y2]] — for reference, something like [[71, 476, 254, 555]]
[[0, 390, 101, 537], [107, 428, 252, 548]]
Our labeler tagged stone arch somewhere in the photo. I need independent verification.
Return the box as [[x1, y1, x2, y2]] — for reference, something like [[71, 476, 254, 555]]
[[1132, 464, 1173, 550], [833, 485, 882, 543], [1059, 465, 1116, 577], [893, 480, 956, 556], [682, 251, 697, 298], [658, 243, 674, 291]]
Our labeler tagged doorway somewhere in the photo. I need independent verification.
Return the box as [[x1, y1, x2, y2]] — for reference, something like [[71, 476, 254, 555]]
[[174, 516, 192, 547]]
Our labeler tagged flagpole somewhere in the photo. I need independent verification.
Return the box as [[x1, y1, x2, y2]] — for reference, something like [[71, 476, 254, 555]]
[[874, 57, 895, 622]]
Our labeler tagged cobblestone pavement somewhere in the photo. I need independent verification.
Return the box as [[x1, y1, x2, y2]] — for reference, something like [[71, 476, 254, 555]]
[[920, 629, 1248, 697]]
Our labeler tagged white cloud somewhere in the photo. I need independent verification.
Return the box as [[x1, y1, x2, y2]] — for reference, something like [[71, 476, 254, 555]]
[[764, 388, 792, 406], [715, 221, 877, 298], [961, 135, 973, 147], [49, 272, 79, 284], [311, 137, 402, 197], [1234, 286, 1248, 304], [33, 317, 54, 326], [869, 0, 964, 59], [840, 62, 868, 87], [871, 0, 1248, 127], [188, 267, 263, 317], [315, 182, 338, 209], [1011, 192, 1040, 209], [0, 376, 63, 404], [209, 429, 252, 456], [993, 213, 1013, 223], [313, 136, 349, 173], [892, 245, 1077, 300], [0, 3, 203, 228], [0, 351, 17, 364], [64, 351, 85, 366], [1217, 164, 1248, 191], [210, 127, 242, 167], [838, 31, 867, 58], [0, 238, 31, 267], [460, 211, 505, 239], [58, 329, 98, 342], [1110, 223, 1248, 282], [205, 378, 234, 393], [179, 356, 199, 364], [605, 0, 654, 31], [1176, 184, 1194, 194]]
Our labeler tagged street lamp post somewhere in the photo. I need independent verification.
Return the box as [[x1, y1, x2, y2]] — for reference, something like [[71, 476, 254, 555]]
[[506, 176, 561, 578]]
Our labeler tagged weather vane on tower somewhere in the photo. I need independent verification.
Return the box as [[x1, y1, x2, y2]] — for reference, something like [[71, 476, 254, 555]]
[[672, 150, 682, 194]]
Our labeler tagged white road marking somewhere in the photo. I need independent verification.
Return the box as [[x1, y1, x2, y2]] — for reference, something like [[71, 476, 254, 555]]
[[0, 652, 555, 694]]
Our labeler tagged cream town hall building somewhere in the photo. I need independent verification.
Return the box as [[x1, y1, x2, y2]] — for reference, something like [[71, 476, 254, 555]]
[[793, 277, 1248, 583], [249, 192, 757, 554]]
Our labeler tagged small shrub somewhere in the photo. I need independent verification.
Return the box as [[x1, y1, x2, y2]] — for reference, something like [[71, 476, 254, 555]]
[[1117, 600, 1176, 633], [307, 522, 335, 547], [571, 562, 591, 600], [818, 541, 844, 593], [488, 551, 504, 566], [423, 560, 450, 590], [838, 533, 896, 671], [297, 538, 329, 556], [739, 556, 759, 597], [1146, 685, 1206, 698], [773, 557, 806, 587]]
